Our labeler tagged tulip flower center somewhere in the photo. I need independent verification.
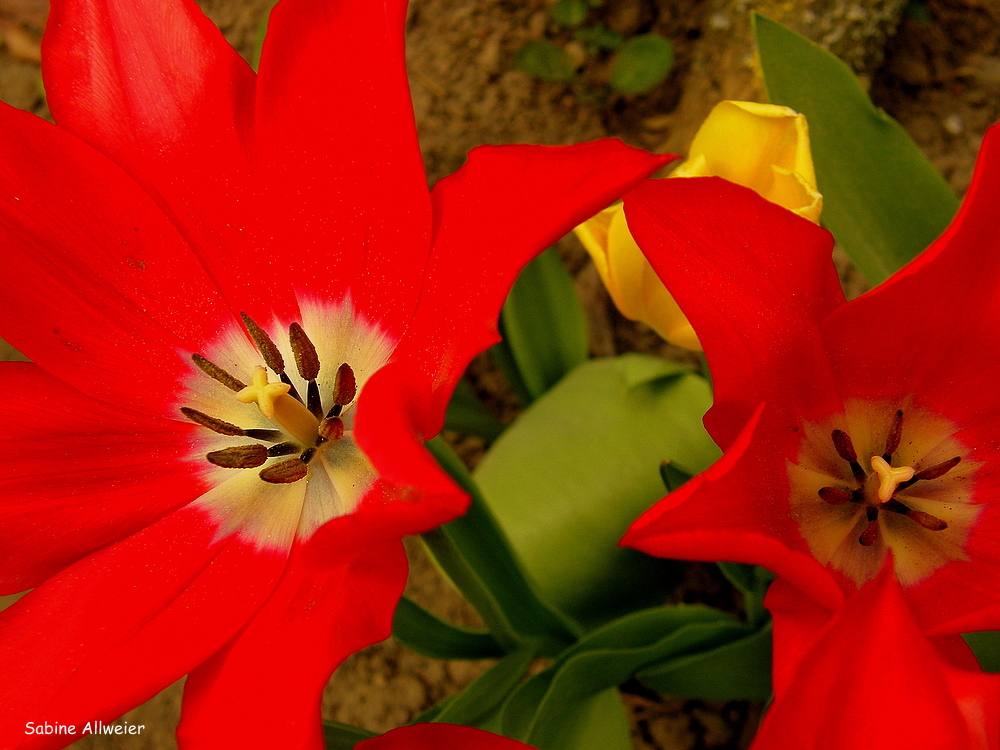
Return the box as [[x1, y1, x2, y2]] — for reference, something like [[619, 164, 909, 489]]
[[788, 400, 980, 587], [176, 299, 394, 549]]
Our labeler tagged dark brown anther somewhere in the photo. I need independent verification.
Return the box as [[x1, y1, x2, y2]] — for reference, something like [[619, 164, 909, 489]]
[[883, 410, 904, 460], [192, 354, 246, 392], [206, 444, 268, 468], [831, 429, 858, 463], [818, 486, 856, 505], [318, 416, 345, 442], [180, 407, 244, 436], [259, 458, 309, 484], [883, 499, 948, 531], [267, 442, 300, 457], [289, 322, 320, 380], [244, 428, 285, 442], [858, 507, 880, 546], [241, 312, 285, 374], [331, 363, 357, 410], [300, 447, 317, 464], [907, 509, 949, 531], [914, 456, 962, 481]]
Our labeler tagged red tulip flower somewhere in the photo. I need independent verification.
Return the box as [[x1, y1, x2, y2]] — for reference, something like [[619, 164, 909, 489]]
[[0, 0, 666, 746], [622, 122, 1000, 636], [756, 565, 1000, 750], [358, 724, 537, 750]]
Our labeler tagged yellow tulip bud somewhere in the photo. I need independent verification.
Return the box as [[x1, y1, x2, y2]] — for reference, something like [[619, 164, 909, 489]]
[[574, 101, 822, 351]]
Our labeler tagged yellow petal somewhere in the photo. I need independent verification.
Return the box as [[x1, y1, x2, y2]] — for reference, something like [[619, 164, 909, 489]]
[[571, 100, 821, 352], [671, 100, 821, 222]]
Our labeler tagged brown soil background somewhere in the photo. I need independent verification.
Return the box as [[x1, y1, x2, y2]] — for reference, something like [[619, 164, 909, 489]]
[[1, 0, 999, 748]]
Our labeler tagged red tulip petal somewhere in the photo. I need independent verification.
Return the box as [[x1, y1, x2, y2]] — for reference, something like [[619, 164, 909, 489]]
[[0, 102, 235, 417], [358, 724, 538, 750], [307, 361, 469, 563], [622, 403, 843, 610], [753, 564, 1000, 750], [254, 0, 431, 338], [0, 363, 205, 594], [822, 123, 1000, 428], [39, 0, 285, 320], [0, 506, 287, 749], [397, 141, 672, 435], [178, 541, 407, 749], [624, 177, 846, 449]]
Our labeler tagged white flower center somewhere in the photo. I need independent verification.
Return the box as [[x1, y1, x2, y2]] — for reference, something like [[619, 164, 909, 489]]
[[178, 297, 395, 549]]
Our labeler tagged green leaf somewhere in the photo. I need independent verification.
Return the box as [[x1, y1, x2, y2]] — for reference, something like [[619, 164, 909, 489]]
[[500, 248, 590, 402], [393, 596, 505, 660], [444, 378, 505, 442], [637, 620, 773, 700], [574, 25, 623, 52], [475, 355, 719, 627], [753, 14, 959, 284], [658, 460, 692, 492], [514, 41, 577, 83], [501, 605, 752, 746], [610, 34, 674, 95], [717, 563, 775, 627], [250, 1, 279, 72], [423, 437, 581, 654], [539, 689, 633, 750], [964, 631, 1000, 672], [323, 721, 376, 750], [551, 0, 589, 27], [433, 646, 537, 726]]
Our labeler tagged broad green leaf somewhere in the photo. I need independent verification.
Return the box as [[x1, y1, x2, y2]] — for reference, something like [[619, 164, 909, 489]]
[[323, 721, 376, 750], [551, 0, 588, 27], [444, 378, 505, 442], [541, 689, 632, 750], [515, 41, 577, 83], [637, 620, 773, 700], [433, 646, 537, 726], [424, 437, 581, 654], [475, 355, 719, 627], [393, 596, 505, 660], [610, 34, 674, 95], [964, 631, 1000, 672], [754, 14, 959, 284], [501, 605, 750, 746], [500, 248, 590, 403]]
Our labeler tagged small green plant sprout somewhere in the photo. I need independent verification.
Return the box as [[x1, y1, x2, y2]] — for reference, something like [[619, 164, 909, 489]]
[[513, 1, 673, 96]]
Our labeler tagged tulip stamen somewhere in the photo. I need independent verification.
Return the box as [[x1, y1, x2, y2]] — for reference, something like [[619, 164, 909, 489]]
[[241, 311, 303, 403], [831, 429, 867, 483], [882, 409, 904, 461], [192, 353, 246, 392]]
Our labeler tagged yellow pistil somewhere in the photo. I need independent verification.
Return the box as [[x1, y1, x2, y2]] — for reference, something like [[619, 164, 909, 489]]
[[236, 365, 292, 419], [870, 455, 916, 503]]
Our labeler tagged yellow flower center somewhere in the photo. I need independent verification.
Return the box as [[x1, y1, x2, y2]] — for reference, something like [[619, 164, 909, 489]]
[[787, 399, 980, 587]]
